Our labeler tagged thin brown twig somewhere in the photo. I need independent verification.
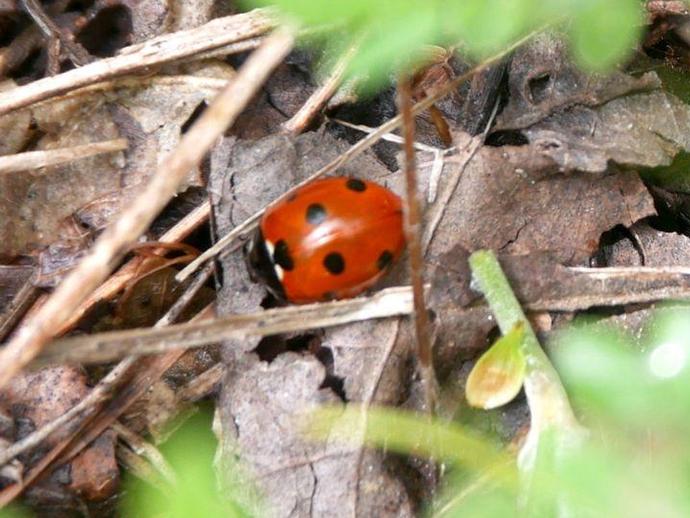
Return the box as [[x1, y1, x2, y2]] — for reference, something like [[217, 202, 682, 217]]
[[0, 279, 40, 342], [36, 285, 415, 366], [20, 0, 93, 66], [281, 42, 358, 134], [0, 28, 295, 389], [398, 76, 436, 413], [0, 9, 274, 116], [0, 138, 128, 174]]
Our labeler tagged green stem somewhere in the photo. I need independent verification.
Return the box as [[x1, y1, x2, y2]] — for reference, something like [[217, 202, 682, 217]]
[[468, 250, 581, 436]]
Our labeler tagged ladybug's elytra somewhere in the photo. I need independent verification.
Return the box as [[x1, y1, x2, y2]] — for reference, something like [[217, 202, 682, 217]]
[[247, 177, 405, 304]]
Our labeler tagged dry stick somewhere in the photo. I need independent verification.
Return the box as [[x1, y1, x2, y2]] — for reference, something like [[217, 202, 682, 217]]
[[176, 362, 226, 402], [20, 0, 92, 65], [281, 42, 357, 135], [36, 285, 415, 366], [0, 28, 295, 389], [41, 75, 232, 107], [0, 8, 274, 116], [398, 77, 436, 413], [329, 118, 444, 153], [0, 138, 128, 174], [0, 281, 40, 342], [0, 263, 215, 468]]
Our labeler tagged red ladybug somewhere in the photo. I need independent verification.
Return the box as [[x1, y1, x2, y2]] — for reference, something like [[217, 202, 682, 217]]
[[247, 177, 405, 304]]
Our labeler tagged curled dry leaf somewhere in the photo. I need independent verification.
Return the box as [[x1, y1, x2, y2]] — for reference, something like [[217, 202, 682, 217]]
[[494, 33, 690, 174]]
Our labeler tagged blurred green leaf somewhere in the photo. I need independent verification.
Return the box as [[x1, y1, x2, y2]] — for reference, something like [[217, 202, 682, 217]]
[[466, 323, 526, 409], [569, 0, 643, 71], [247, 0, 645, 89], [308, 405, 517, 485], [122, 410, 251, 518], [0, 506, 32, 518]]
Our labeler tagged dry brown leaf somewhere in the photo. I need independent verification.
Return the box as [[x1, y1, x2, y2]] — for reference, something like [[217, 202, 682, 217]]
[[428, 143, 655, 264]]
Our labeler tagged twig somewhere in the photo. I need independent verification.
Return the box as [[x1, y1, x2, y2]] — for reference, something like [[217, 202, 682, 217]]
[[0, 278, 40, 342], [0, 139, 128, 174], [281, 42, 358, 134], [20, 0, 92, 65], [328, 118, 444, 153], [398, 76, 436, 412], [34, 75, 232, 108], [113, 422, 176, 485], [176, 362, 225, 402], [36, 285, 415, 366], [0, 9, 274, 116], [0, 28, 295, 388]]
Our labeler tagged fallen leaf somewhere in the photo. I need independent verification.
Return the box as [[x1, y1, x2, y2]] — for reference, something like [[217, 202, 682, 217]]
[[427, 143, 656, 264]]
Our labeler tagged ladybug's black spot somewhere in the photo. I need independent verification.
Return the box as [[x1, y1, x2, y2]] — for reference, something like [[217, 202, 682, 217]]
[[273, 240, 294, 271], [377, 250, 394, 271], [306, 203, 327, 225], [346, 178, 367, 192], [323, 252, 345, 275]]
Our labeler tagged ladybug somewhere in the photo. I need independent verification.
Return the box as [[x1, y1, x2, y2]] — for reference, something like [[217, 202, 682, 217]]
[[247, 177, 405, 304]]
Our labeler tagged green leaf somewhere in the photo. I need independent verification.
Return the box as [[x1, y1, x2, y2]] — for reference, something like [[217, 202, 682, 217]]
[[569, 0, 643, 71], [466, 322, 527, 409], [446, 0, 538, 57], [122, 410, 252, 518], [307, 405, 517, 484]]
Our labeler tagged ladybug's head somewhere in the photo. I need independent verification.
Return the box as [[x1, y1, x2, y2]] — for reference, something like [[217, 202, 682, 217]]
[[245, 229, 286, 301]]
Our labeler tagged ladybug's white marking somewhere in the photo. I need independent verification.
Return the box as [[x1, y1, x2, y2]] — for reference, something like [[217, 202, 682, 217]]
[[265, 240, 284, 281]]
